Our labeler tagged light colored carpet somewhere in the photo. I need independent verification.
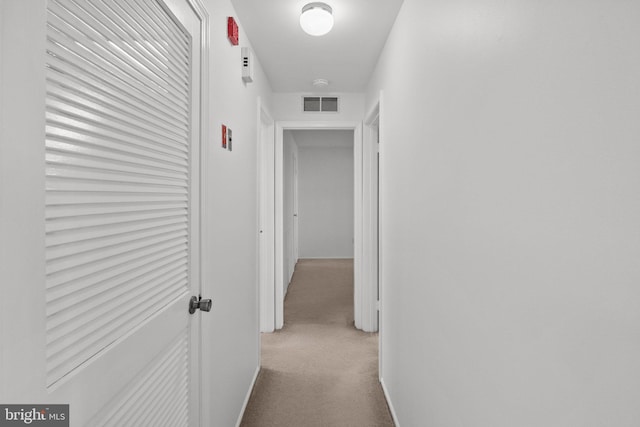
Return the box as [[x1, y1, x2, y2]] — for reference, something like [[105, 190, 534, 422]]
[[240, 259, 394, 427]]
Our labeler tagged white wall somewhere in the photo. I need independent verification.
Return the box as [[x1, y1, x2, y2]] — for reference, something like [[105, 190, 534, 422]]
[[367, 1, 640, 426], [293, 131, 354, 259], [199, 1, 272, 426], [283, 131, 299, 292]]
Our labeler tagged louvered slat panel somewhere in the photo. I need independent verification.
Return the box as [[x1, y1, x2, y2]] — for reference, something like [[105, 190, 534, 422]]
[[46, 270, 187, 351], [92, 0, 190, 74], [47, 79, 189, 142], [46, 151, 188, 182], [46, 192, 187, 207], [46, 201, 188, 219], [46, 50, 188, 132], [46, 239, 187, 295], [69, 0, 190, 86], [46, 250, 187, 305], [46, 103, 188, 158], [131, 0, 190, 57], [46, 228, 187, 274], [47, 282, 187, 384], [47, 67, 189, 136], [93, 334, 189, 427], [46, 216, 187, 247], [45, 0, 192, 387], [49, 4, 190, 105], [46, 129, 189, 168], [46, 176, 188, 194], [45, 31, 188, 121], [47, 258, 187, 329], [45, 33, 188, 124], [46, 206, 188, 230], [47, 1, 189, 112], [46, 166, 187, 190]]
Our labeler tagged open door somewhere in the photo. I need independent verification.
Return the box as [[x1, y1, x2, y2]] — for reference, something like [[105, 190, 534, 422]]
[[292, 151, 299, 268], [1, 0, 205, 424], [258, 102, 275, 332]]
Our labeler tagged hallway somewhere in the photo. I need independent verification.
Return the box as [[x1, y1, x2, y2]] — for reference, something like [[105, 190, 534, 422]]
[[241, 259, 394, 427], [3, 1, 640, 425]]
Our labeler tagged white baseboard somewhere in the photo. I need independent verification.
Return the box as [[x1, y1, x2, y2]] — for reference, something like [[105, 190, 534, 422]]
[[235, 365, 261, 427], [380, 377, 400, 427]]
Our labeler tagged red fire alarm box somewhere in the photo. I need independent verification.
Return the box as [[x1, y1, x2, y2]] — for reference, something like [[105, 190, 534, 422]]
[[227, 17, 239, 46], [222, 124, 227, 149]]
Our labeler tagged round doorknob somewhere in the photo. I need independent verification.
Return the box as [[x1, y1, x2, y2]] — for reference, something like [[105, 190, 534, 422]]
[[199, 299, 212, 312], [189, 296, 213, 314]]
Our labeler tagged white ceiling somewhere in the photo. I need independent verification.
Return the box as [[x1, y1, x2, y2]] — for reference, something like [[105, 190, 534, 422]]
[[287, 129, 354, 148], [230, 0, 404, 93]]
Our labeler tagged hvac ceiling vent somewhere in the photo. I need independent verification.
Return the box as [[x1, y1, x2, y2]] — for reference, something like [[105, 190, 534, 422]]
[[303, 96, 339, 112]]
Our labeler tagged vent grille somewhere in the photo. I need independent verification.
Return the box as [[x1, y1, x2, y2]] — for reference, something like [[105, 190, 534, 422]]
[[303, 96, 339, 112]]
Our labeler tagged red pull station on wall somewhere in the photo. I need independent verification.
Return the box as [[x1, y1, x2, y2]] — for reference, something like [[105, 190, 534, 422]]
[[222, 124, 227, 149], [227, 17, 239, 45], [221, 124, 232, 151]]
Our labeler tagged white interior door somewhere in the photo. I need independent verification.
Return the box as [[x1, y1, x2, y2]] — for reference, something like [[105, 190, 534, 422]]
[[258, 104, 275, 332], [1, 0, 203, 425], [292, 151, 299, 265]]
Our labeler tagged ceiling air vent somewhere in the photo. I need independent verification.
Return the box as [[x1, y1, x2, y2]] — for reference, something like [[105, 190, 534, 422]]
[[303, 96, 339, 112]]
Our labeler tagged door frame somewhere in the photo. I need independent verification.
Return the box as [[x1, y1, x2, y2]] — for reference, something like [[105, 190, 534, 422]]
[[364, 92, 384, 378], [188, 0, 210, 424], [273, 121, 362, 330], [361, 99, 382, 334]]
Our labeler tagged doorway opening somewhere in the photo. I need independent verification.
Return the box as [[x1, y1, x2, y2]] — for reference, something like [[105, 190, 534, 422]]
[[282, 129, 355, 302], [258, 112, 381, 334], [245, 113, 390, 425], [258, 119, 383, 334], [274, 122, 360, 330]]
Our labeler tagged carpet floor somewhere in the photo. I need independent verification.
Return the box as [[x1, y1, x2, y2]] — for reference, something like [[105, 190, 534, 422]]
[[240, 259, 394, 427]]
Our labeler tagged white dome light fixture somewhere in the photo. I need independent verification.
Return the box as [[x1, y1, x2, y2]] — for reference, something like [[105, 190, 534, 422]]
[[312, 78, 329, 88], [300, 2, 334, 36]]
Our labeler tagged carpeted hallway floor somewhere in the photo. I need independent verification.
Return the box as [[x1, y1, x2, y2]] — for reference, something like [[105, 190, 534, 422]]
[[240, 259, 394, 427]]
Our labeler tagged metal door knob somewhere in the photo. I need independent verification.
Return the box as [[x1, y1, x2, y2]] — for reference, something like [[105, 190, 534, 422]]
[[189, 296, 213, 314], [199, 298, 212, 312]]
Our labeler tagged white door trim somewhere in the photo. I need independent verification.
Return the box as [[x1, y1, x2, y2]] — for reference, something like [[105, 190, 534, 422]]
[[274, 121, 362, 330], [366, 92, 385, 380], [362, 101, 381, 333], [187, 1, 210, 424]]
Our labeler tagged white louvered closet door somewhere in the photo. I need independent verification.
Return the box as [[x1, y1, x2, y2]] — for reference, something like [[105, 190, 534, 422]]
[[43, 0, 202, 425]]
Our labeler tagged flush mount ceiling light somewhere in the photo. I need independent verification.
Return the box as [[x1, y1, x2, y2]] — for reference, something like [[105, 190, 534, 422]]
[[312, 78, 329, 88], [300, 2, 334, 36]]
